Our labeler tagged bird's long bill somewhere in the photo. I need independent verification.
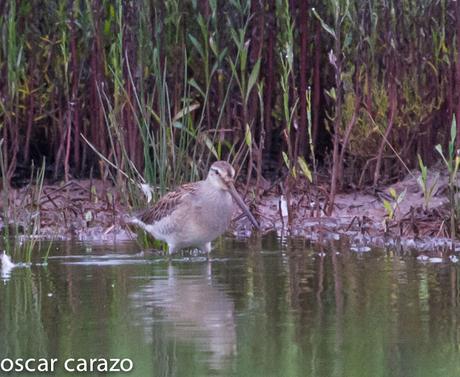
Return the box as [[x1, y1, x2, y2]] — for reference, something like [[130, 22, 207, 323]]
[[228, 184, 260, 230]]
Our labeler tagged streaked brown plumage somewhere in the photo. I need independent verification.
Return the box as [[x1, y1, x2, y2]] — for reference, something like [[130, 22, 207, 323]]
[[139, 183, 198, 224]]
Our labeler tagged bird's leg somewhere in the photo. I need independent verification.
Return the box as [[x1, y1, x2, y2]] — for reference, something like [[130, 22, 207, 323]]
[[168, 244, 178, 256], [206, 259, 212, 280]]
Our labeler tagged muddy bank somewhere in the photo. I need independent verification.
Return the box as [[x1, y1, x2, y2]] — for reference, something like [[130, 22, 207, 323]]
[[0, 168, 456, 252]]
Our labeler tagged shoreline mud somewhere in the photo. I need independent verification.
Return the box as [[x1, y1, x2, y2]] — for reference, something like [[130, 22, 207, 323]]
[[0, 168, 457, 254]]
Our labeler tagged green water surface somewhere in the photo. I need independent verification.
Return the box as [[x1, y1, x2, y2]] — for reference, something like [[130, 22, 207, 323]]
[[0, 236, 459, 377]]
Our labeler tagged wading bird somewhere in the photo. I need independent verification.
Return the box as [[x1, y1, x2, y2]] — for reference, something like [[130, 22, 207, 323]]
[[128, 161, 259, 254]]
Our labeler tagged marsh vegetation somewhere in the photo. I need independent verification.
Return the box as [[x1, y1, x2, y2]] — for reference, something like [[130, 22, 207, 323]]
[[1, 0, 460, 249]]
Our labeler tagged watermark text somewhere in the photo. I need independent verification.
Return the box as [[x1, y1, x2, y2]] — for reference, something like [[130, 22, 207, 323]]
[[0, 358, 134, 373]]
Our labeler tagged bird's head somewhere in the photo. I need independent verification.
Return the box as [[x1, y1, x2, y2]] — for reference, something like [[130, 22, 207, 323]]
[[207, 161, 235, 190], [206, 161, 260, 229]]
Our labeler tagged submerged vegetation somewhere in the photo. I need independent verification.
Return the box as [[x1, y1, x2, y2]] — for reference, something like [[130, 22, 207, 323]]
[[1, 0, 460, 240]]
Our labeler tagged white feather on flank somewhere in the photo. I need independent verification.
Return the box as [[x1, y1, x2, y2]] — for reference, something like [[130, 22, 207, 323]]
[[1, 251, 16, 281], [1, 251, 15, 270]]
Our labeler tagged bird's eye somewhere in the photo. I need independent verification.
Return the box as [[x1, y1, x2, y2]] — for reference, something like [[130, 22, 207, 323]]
[[212, 168, 219, 175]]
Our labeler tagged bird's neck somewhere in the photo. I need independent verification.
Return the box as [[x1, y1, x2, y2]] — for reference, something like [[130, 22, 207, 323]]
[[204, 176, 226, 191]]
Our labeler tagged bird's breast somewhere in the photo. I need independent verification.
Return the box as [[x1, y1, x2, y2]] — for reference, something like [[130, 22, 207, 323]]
[[197, 191, 233, 233]]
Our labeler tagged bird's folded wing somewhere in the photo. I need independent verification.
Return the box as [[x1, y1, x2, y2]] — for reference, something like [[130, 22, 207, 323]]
[[139, 183, 199, 224]]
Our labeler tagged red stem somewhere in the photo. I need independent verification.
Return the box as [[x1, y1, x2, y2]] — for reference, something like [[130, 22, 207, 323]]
[[297, 0, 309, 157]]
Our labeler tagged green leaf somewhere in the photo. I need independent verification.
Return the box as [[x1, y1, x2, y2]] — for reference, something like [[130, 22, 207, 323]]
[[396, 188, 407, 205], [91, 185, 98, 203], [209, 0, 217, 15], [449, 116, 457, 160], [104, 20, 111, 36], [211, 60, 219, 77], [228, 57, 242, 93], [282, 151, 290, 169], [417, 153, 423, 170], [244, 124, 252, 149], [312, 8, 336, 39], [435, 144, 449, 167], [343, 33, 352, 50], [148, 108, 162, 125], [325, 87, 336, 101], [188, 34, 205, 59], [389, 187, 397, 199], [204, 136, 218, 158], [383, 199, 394, 219], [297, 156, 313, 182], [197, 14, 207, 37], [188, 78, 205, 98], [228, 57, 238, 77], [427, 173, 440, 197], [245, 58, 261, 103], [218, 48, 228, 63], [417, 154, 427, 182], [417, 175, 424, 191], [454, 155, 460, 177], [240, 47, 248, 73], [172, 102, 200, 122], [282, 152, 296, 177], [230, 27, 240, 48], [435, 144, 443, 156], [209, 35, 219, 57]]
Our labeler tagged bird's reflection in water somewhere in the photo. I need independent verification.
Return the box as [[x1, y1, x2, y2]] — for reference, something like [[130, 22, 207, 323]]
[[130, 263, 236, 371]]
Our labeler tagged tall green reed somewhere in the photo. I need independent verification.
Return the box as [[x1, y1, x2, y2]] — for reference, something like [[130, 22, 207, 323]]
[[0, 140, 48, 263], [435, 117, 460, 242], [0, 0, 457, 238]]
